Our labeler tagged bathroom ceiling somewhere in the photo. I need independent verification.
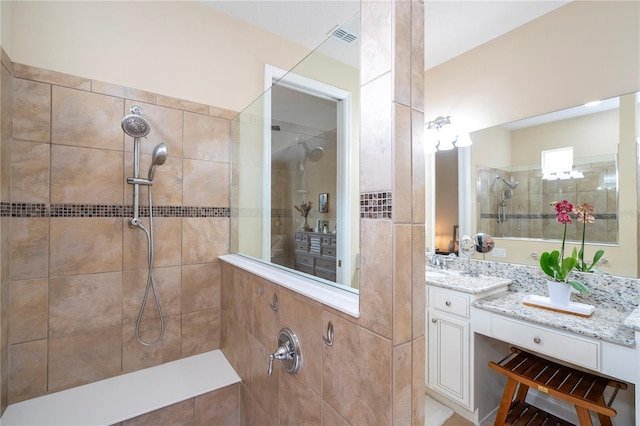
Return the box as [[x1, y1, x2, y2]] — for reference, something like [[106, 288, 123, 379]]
[[201, 0, 571, 70], [204, 0, 572, 163]]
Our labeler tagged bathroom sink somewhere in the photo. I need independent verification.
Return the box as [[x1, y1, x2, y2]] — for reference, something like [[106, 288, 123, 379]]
[[426, 270, 450, 278], [425, 269, 453, 284], [426, 268, 512, 294]]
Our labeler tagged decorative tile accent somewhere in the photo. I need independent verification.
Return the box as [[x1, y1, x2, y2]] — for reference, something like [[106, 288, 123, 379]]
[[11, 203, 48, 217], [360, 191, 393, 219], [0, 202, 229, 218], [1, 201, 11, 216], [480, 213, 616, 220]]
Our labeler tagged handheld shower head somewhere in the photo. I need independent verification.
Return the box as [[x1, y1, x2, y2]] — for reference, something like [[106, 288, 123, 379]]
[[121, 106, 150, 138], [148, 143, 168, 181]]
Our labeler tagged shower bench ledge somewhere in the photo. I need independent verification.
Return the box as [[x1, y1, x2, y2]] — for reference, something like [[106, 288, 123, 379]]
[[0, 349, 240, 426]]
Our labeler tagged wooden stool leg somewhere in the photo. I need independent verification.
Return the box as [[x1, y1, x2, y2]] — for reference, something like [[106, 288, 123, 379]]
[[494, 377, 518, 426], [514, 383, 529, 402], [596, 413, 612, 426], [596, 395, 613, 426], [575, 406, 593, 426]]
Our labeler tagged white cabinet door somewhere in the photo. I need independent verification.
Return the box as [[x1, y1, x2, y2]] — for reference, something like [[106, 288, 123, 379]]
[[428, 311, 470, 408]]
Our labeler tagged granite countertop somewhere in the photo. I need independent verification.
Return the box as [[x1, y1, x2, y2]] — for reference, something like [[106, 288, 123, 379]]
[[473, 291, 636, 348], [426, 268, 512, 294], [622, 308, 640, 332]]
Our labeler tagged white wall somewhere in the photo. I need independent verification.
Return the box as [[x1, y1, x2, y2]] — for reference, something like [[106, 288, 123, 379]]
[[425, 1, 640, 133], [9, 1, 314, 113]]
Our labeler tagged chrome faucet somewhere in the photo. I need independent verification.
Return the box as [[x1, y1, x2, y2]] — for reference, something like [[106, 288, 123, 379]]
[[428, 254, 446, 270]]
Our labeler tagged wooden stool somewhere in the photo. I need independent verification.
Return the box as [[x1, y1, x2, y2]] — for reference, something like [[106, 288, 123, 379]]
[[489, 347, 627, 426]]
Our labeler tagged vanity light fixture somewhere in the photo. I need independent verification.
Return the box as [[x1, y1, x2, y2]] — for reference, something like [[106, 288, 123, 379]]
[[425, 116, 472, 152]]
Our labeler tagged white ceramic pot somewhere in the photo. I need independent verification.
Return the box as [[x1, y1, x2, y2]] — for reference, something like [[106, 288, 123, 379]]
[[547, 280, 572, 307]]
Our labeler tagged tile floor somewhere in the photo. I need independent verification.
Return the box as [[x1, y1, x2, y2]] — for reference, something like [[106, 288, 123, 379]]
[[442, 412, 495, 426]]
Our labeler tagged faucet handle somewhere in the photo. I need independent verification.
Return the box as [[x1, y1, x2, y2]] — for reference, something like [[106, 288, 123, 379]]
[[267, 328, 302, 376], [268, 344, 291, 376]]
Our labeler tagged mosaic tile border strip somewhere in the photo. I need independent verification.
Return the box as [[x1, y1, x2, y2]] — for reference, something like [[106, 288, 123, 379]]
[[480, 213, 617, 220], [360, 191, 392, 219], [1, 202, 230, 218]]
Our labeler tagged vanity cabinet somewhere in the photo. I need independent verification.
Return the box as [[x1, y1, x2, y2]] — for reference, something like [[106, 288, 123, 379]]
[[427, 287, 471, 407], [425, 276, 510, 424], [294, 231, 337, 282]]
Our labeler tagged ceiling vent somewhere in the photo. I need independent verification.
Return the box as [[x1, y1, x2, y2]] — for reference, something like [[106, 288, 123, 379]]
[[332, 28, 357, 44]]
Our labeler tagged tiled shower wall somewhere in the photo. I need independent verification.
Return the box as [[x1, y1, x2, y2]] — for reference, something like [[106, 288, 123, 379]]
[[477, 164, 617, 242], [1, 52, 235, 408]]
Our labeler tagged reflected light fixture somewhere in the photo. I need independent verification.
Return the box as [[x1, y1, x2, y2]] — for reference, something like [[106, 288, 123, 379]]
[[425, 116, 472, 152]]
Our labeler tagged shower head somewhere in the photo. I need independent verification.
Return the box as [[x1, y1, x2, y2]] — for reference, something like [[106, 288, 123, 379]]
[[121, 106, 150, 138], [502, 187, 513, 200], [496, 175, 519, 189], [297, 138, 324, 162], [148, 143, 168, 181], [307, 146, 324, 162]]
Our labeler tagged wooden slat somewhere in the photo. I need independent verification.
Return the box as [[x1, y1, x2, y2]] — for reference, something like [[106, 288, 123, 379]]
[[536, 364, 557, 385], [571, 376, 596, 399], [505, 400, 529, 422], [522, 359, 547, 380], [512, 355, 538, 375], [504, 401, 573, 426], [546, 366, 572, 389], [514, 403, 537, 425], [584, 379, 607, 403], [557, 371, 581, 394]]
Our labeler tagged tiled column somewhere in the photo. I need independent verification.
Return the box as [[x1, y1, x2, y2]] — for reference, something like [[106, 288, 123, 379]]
[[359, 1, 425, 424], [0, 47, 12, 415]]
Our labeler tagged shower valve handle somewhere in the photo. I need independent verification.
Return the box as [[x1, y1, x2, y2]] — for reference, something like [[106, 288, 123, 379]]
[[267, 328, 302, 376], [267, 344, 291, 376]]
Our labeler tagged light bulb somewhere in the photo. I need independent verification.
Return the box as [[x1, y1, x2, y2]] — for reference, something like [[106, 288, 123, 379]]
[[437, 138, 455, 151], [425, 127, 439, 152], [439, 123, 457, 145], [456, 132, 473, 147]]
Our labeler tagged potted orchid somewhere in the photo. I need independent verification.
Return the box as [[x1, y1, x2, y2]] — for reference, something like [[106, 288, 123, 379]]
[[539, 200, 589, 304]]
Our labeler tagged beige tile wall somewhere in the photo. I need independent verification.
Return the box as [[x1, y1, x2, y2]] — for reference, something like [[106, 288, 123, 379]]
[[3, 57, 237, 413], [0, 47, 13, 414], [113, 383, 240, 426]]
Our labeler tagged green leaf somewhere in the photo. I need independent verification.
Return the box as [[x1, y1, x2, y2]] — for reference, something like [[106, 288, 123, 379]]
[[590, 249, 605, 267], [560, 257, 577, 281], [539, 252, 555, 279], [568, 279, 590, 295], [542, 251, 562, 280]]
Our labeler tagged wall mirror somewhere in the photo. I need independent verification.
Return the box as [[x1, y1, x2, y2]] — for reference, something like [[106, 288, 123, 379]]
[[230, 13, 360, 293], [440, 92, 638, 278]]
